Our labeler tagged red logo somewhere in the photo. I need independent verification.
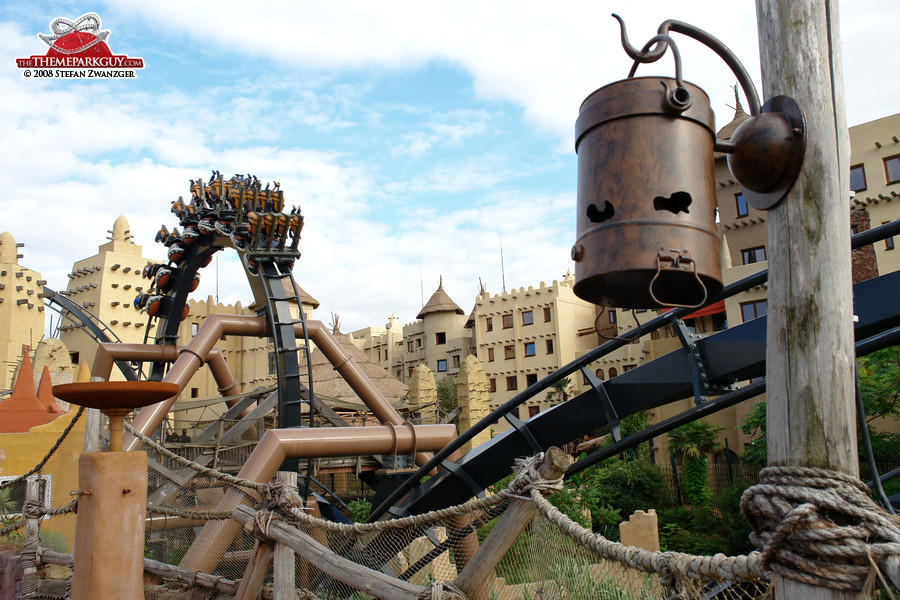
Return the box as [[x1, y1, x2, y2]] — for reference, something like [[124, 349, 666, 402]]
[[16, 13, 144, 78]]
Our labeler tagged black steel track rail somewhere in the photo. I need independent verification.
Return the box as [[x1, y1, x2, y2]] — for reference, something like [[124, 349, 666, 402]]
[[149, 242, 220, 380], [368, 220, 900, 521], [43, 286, 139, 381]]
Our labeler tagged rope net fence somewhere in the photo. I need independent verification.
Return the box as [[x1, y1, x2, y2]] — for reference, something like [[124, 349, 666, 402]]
[[8, 414, 900, 599], [137, 442, 775, 600]]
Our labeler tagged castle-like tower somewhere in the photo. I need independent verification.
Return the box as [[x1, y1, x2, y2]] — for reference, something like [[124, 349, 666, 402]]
[[58, 215, 158, 377], [0, 232, 46, 391]]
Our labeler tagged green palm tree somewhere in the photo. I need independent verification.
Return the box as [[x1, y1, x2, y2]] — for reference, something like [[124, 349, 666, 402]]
[[545, 377, 573, 404], [668, 420, 724, 506]]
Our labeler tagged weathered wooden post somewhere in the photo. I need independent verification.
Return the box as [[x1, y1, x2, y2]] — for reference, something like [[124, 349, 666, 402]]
[[20, 477, 41, 596], [756, 1, 860, 598], [454, 447, 571, 598], [273, 471, 297, 600]]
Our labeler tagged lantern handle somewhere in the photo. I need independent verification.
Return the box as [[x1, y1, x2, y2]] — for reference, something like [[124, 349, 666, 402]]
[[648, 250, 709, 310], [613, 14, 761, 116]]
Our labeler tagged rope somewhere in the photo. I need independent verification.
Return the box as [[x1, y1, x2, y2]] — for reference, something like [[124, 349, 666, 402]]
[[0, 516, 25, 536], [18, 535, 39, 599], [508, 453, 565, 497], [261, 480, 303, 512], [281, 454, 559, 537], [416, 581, 468, 599], [146, 502, 233, 520], [531, 490, 765, 590], [37, 499, 77, 518], [741, 465, 900, 591], [0, 500, 78, 536], [124, 421, 265, 491], [0, 407, 84, 491]]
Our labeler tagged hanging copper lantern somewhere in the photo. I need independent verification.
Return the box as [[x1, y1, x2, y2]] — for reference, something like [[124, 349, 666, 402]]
[[572, 16, 805, 309]]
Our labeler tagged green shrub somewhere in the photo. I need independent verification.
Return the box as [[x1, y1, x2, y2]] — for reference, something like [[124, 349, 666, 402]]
[[347, 498, 372, 523], [658, 507, 726, 555], [712, 481, 755, 555], [585, 458, 673, 520]]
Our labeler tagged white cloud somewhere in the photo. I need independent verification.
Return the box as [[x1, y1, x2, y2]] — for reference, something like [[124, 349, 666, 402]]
[[3, 0, 897, 339]]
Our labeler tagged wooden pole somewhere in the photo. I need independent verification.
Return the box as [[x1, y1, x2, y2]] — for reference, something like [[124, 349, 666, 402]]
[[233, 540, 274, 600], [273, 471, 297, 600], [231, 505, 421, 600], [755, 1, 860, 598], [21, 477, 41, 592], [454, 447, 571, 598]]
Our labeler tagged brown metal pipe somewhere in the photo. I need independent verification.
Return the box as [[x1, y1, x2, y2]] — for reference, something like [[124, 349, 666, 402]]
[[104, 316, 427, 457], [179, 424, 457, 573], [126, 315, 269, 448], [205, 348, 240, 398], [92, 343, 245, 450], [91, 343, 178, 381], [303, 321, 404, 428], [303, 321, 441, 466], [161, 314, 267, 392]]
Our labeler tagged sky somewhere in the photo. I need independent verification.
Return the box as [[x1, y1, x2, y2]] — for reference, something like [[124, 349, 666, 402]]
[[2, 1, 898, 334]]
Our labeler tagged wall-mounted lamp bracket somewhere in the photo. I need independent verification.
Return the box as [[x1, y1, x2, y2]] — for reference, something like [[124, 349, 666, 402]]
[[726, 96, 806, 210]]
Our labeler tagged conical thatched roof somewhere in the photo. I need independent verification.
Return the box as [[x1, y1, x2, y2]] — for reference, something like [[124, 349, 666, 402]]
[[465, 279, 486, 329], [248, 279, 319, 310], [417, 277, 464, 320], [303, 333, 408, 410], [715, 87, 751, 158]]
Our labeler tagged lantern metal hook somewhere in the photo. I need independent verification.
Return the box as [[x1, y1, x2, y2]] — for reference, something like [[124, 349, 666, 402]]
[[612, 13, 761, 116], [612, 14, 806, 210]]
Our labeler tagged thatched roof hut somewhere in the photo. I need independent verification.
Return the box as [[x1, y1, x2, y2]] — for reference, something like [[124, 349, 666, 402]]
[[303, 333, 408, 411], [417, 277, 464, 320], [248, 280, 320, 311]]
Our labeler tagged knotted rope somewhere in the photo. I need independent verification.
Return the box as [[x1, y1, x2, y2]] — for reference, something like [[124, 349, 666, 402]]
[[0, 500, 78, 536], [508, 453, 566, 498], [245, 480, 306, 539], [741, 465, 900, 591], [416, 581, 468, 600]]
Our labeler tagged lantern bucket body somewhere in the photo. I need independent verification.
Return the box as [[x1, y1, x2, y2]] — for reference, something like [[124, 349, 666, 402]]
[[573, 77, 723, 309]]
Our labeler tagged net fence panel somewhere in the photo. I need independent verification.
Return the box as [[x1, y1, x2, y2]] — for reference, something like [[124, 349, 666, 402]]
[[137, 447, 773, 600]]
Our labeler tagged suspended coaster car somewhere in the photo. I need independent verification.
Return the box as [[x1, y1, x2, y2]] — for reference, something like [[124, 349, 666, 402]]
[[167, 244, 185, 263], [152, 266, 173, 291], [198, 215, 216, 234], [181, 225, 199, 245]]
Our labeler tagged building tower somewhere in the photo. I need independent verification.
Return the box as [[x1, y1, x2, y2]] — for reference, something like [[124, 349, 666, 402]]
[[58, 215, 158, 377], [0, 232, 46, 391], [401, 278, 472, 382]]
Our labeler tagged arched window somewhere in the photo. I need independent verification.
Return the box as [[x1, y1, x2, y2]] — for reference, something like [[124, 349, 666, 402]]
[[713, 448, 741, 465], [595, 368, 605, 380], [608, 367, 618, 378]]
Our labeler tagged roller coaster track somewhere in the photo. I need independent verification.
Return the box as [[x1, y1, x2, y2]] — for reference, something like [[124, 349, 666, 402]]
[[42, 285, 140, 381], [135, 174, 319, 431], [135, 174, 352, 480], [368, 220, 900, 522]]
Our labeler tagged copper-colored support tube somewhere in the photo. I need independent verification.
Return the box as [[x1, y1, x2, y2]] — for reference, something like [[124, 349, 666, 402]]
[[104, 316, 433, 463], [91, 315, 468, 576], [179, 424, 457, 573], [92, 342, 178, 381], [91, 315, 265, 449], [91, 339, 246, 451], [303, 321, 404, 429], [302, 321, 438, 468]]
